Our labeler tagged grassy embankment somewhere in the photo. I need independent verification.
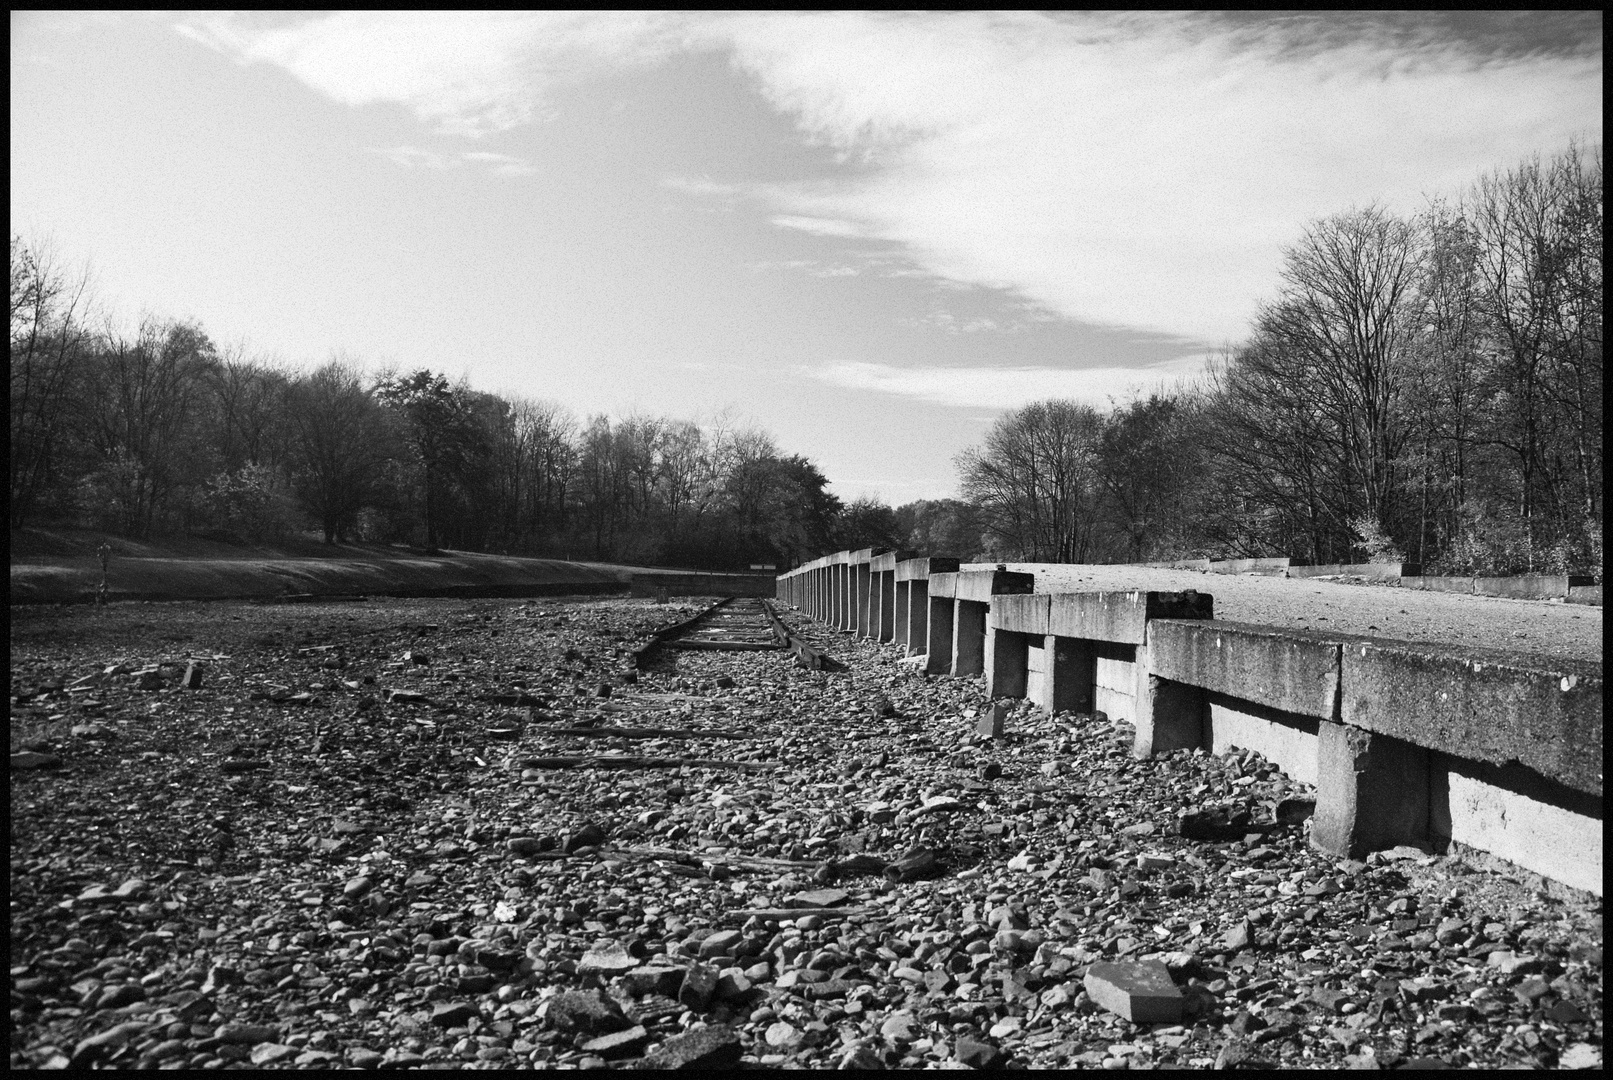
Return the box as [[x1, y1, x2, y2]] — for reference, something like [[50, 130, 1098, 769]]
[[9, 526, 661, 604]]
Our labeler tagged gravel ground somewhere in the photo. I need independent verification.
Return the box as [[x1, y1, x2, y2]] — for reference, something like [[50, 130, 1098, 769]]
[[9, 597, 1603, 1070], [972, 564, 1603, 665]]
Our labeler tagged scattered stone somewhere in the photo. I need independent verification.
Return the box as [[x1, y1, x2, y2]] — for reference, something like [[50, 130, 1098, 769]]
[[546, 990, 628, 1035], [954, 1036, 1007, 1069], [788, 888, 850, 908], [640, 1025, 743, 1070], [565, 821, 608, 853], [216, 1023, 279, 1044], [581, 1025, 649, 1059], [249, 1043, 298, 1066], [884, 846, 939, 883], [1275, 796, 1315, 824], [678, 963, 719, 1011], [578, 939, 641, 976], [429, 1001, 478, 1028], [11, 751, 62, 770], [977, 701, 1010, 738], [1083, 961, 1184, 1023]]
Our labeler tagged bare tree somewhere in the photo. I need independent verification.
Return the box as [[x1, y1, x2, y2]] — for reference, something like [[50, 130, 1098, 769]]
[[957, 400, 1103, 562], [9, 235, 96, 527]]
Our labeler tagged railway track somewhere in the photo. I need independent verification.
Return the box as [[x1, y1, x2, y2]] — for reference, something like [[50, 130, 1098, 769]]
[[633, 597, 839, 670]]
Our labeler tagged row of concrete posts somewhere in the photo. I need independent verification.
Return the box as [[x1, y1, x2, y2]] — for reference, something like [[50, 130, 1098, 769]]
[[778, 548, 1603, 897]]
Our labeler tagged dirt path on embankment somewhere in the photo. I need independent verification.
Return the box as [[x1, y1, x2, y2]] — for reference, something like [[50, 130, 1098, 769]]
[[973, 565, 1602, 666]]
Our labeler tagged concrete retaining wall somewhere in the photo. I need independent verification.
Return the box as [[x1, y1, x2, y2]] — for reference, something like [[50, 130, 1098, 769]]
[[776, 550, 1604, 896]]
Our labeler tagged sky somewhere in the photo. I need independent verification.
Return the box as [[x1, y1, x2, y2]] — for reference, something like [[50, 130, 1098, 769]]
[[10, 11, 1602, 505]]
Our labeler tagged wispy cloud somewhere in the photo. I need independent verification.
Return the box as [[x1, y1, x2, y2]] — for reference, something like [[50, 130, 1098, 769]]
[[371, 146, 535, 177], [769, 215, 864, 239], [805, 357, 1213, 411]]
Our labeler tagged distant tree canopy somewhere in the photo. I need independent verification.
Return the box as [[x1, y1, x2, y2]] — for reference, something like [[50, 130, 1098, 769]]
[[6, 241, 874, 569], [12, 142, 1597, 579], [944, 140, 1602, 577]]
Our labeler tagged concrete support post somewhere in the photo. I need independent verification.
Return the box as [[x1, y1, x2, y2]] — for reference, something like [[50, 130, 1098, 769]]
[[1040, 636, 1096, 714], [925, 595, 955, 674], [986, 626, 1030, 699], [877, 573, 896, 642], [906, 580, 930, 656], [855, 563, 870, 636], [1131, 638, 1206, 758], [1312, 723, 1430, 859], [841, 562, 853, 631], [894, 582, 911, 647], [953, 599, 988, 676]]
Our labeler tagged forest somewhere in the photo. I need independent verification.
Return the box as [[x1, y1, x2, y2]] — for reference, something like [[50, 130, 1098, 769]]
[[11, 142, 1599, 577]]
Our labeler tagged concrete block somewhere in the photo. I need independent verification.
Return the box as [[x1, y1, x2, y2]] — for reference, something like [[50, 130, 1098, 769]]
[[907, 580, 931, 655], [1402, 575, 1474, 595], [1038, 637, 1095, 714], [896, 556, 959, 581], [986, 626, 1029, 699], [953, 599, 988, 676], [1082, 961, 1183, 1023], [1147, 620, 1344, 720], [989, 593, 1050, 635], [952, 569, 1034, 604], [977, 701, 1009, 738], [894, 581, 911, 646], [1289, 562, 1419, 580], [1430, 753, 1603, 897], [925, 595, 955, 675], [1566, 584, 1602, 606], [1206, 698, 1320, 787], [1340, 641, 1602, 798], [871, 550, 916, 573], [1131, 669, 1205, 759], [928, 571, 959, 599], [1048, 590, 1212, 645], [1312, 722, 1429, 859], [1468, 574, 1594, 600]]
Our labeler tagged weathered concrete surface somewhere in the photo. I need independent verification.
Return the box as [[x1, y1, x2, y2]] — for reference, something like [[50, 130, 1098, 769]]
[[1047, 590, 1212, 645], [1312, 723, 1430, 859], [1131, 658, 1206, 759], [953, 600, 988, 676], [952, 569, 1034, 604], [1207, 698, 1321, 787], [989, 593, 1051, 636], [895, 556, 959, 581], [925, 596, 955, 675], [928, 571, 959, 599], [985, 626, 1029, 699], [1083, 962, 1183, 1023], [973, 563, 1602, 663], [1148, 620, 1345, 720], [1567, 584, 1602, 606], [906, 580, 930, 656], [1430, 753, 1603, 896], [1289, 562, 1418, 580], [1340, 640, 1603, 797]]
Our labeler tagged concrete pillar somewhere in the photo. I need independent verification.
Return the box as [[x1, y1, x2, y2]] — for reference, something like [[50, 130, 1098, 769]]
[[878, 572, 896, 642], [1131, 638, 1206, 758], [953, 599, 988, 676], [1312, 723, 1430, 859], [894, 581, 911, 647], [856, 563, 873, 636], [1040, 636, 1096, 714], [986, 626, 1030, 699], [909, 583, 935, 660], [925, 594, 955, 675]]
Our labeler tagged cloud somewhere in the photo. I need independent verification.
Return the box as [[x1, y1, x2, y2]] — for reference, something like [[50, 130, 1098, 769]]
[[173, 10, 691, 137], [805, 356, 1213, 411], [717, 11, 1600, 341], [370, 146, 535, 176], [769, 215, 864, 238], [178, 11, 1601, 343]]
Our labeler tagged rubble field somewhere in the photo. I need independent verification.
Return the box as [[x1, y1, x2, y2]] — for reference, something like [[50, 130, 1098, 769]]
[[9, 596, 1603, 1070]]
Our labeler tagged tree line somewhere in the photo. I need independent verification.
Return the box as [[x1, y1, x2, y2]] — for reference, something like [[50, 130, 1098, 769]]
[[9, 247, 910, 568], [952, 140, 1601, 577]]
